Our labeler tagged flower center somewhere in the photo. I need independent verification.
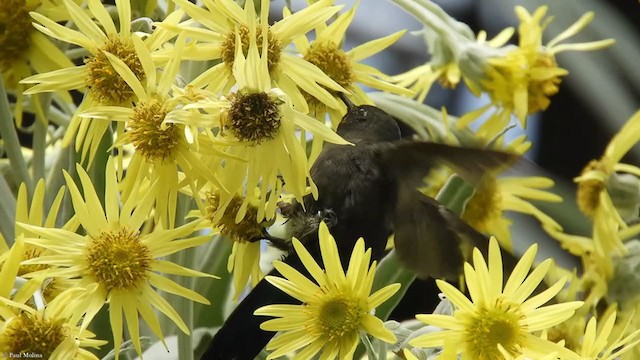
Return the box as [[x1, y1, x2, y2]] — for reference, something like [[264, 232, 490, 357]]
[[465, 298, 525, 360], [41, 277, 65, 303], [17, 245, 49, 276], [205, 191, 263, 242], [302, 42, 355, 114], [437, 64, 461, 89], [527, 54, 563, 114], [85, 226, 151, 292], [0, 0, 36, 72], [576, 159, 608, 218], [85, 35, 145, 104], [302, 42, 354, 113], [128, 98, 181, 161], [225, 92, 281, 144], [463, 176, 502, 231], [221, 25, 282, 72], [0, 312, 67, 358], [312, 293, 365, 341], [304, 42, 354, 89]]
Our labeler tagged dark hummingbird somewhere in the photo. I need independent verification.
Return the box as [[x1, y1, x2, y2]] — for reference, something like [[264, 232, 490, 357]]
[[201, 96, 518, 359]]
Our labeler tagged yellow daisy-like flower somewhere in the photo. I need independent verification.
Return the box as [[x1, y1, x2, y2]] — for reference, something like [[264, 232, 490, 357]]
[[172, 21, 348, 222], [17, 158, 217, 359], [290, 2, 411, 128], [78, 35, 224, 228], [255, 222, 400, 359], [169, 0, 345, 112], [20, 0, 180, 164], [393, 28, 513, 103], [190, 188, 267, 300], [574, 310, 640, 360], [0, 239, 106, 360], [461, 174, 563, 252], [0, 0, 76, 126], [463, 6, 614, 128], [0, 288, 106, 360], [0, 179, 73, 277], [410, 237, 583, 360], [574, 110, 640, 266]]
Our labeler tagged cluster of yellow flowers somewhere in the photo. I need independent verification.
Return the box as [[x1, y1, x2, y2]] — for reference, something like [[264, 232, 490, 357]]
[[0, 0, 638, 359]]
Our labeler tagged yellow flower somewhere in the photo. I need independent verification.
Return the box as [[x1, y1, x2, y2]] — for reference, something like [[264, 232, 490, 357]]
[[0, 179, 77, 278], [20, 0, 180, 164], [172, 20, 348, 222], [77, 35, 224, 228], [575, 311, 640, 360], [17, 158, 217, 359], [255, 222, 400, 359], [393, 29, 513, 103], [290, 2, 411, 127], [410, 238, 583, 360], [574, 110, 640, 267], [190, 188, 268, 300], [0, 0, 76, 126], [168, 0, 345, 112], [461, 175, 563, 252], [463, 6, 614, 128], [0, 239, 106, 360]]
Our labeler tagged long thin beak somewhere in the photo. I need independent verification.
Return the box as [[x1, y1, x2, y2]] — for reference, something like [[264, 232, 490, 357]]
[[337, 92, 355, 110]]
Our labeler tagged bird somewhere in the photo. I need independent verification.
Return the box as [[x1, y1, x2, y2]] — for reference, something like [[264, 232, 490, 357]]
[[200, 95, 518, 359]]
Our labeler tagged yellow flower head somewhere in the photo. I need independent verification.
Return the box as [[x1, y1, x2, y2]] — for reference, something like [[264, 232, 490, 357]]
[[573, 110, 640, 263], [291, 2, 411, 127], [393, 28, 513, 104], [255, 222, 400, 359], [576, 310, 640, 360], [168, 0, 346, 112], [0, 238, 105, 360], [0, 286, 106, 360], [21, 0, 181, 164], [192, 188, 267, 300], [481, 6, 614, 126], [175, 19, 348, 223], [410, 237, 583, 360], [0, 0, 76, 125], [462, 174, 563, 252], [77, 35, 225, 228], [0, 179, 73, 277], [17, 158, 217, 359]]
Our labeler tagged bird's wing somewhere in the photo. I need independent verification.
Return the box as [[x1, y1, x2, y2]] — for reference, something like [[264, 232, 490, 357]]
[[382, 140, 520, 188], [382, 141, 519, 280]]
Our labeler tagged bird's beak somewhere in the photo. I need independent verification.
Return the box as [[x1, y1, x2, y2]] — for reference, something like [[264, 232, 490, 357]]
[[338, 92, 355, 110]]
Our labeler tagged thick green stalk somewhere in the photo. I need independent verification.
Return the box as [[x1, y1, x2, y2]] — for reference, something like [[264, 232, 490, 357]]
[[0, 79, 32, 192]]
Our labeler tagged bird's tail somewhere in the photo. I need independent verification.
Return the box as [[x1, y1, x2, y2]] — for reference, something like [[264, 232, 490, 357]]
[[200, 241, 319, 359], [200, 267, 296, 359]]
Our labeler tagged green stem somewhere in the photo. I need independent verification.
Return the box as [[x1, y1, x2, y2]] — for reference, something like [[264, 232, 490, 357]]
[[194, 234, 233, 328], [0, 78, 32, 192], [32, 113, 47, 183], [34, 93, 54, 174], [361, 334, 379, 360], [46, 143, 74, 225], [0, 175, 16, 245], [174, 194, 195, 360], [177, 259, 195, 360], [88, 125, 113, 206]]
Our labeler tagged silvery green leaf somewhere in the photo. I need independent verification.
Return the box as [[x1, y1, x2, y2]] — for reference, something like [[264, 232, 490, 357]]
[[607, 172, 640, 223]]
